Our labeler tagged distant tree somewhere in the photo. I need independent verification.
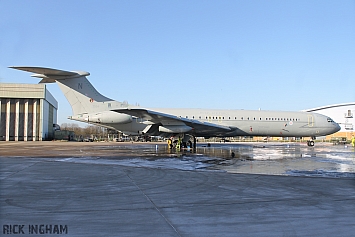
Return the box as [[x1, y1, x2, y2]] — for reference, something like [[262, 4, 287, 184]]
[[60, 123, 120, 141], [60, 123, 83, 135]]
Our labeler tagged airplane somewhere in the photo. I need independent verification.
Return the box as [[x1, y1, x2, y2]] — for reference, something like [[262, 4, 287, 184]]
[[9, 66, 341, 147]]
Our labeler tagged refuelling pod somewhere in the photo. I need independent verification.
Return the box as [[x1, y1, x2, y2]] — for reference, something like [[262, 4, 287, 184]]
[[89, 111, 132, 124], [159, 125, 192, 133]]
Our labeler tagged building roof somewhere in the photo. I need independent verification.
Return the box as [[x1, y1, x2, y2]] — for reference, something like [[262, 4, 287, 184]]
[[0, 83, 58, 109], [303, 102, 355, 112]]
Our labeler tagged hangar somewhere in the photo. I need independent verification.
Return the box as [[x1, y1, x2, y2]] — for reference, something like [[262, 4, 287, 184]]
[[0, 83, 58, 141]]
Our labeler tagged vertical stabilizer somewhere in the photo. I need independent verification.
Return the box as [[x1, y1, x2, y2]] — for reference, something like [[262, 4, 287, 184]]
[[55, 76, 115, 115]]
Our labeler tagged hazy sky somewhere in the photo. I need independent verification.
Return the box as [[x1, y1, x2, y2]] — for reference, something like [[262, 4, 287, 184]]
[[1, 0, 354, 125]]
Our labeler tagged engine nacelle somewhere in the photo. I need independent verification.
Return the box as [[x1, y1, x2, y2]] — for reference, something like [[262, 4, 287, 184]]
[[159, 125, 192, 133], [89, 111, 132, 124]]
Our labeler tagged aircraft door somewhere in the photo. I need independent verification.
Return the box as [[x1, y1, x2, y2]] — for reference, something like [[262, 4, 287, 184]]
[[307, 115, 314, 127]]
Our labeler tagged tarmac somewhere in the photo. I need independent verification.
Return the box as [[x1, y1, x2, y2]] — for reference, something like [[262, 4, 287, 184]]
[[1, 141, 355, 236]]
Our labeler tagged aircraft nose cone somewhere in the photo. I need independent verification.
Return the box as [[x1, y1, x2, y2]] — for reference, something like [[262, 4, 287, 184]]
[[335, 123, 341, 132]]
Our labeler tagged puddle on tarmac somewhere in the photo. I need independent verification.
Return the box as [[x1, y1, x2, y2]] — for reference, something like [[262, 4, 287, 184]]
[[54, 142, 355, 178]]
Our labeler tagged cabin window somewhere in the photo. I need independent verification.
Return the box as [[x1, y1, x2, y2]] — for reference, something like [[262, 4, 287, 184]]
[[254, 118, 256, 120], [259, 118, 262, 120]]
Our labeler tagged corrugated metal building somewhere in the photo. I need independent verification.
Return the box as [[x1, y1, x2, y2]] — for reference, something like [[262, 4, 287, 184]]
[[0, 83, 58, 141]]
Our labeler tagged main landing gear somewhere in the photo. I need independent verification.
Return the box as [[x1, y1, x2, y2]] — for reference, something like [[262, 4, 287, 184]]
[[167, 134, 197, 150]]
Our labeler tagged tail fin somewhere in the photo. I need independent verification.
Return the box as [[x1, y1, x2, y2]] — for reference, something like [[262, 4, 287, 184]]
[[9, 66, 121, 115]]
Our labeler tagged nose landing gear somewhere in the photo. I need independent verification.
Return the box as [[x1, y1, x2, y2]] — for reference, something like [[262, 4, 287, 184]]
[[307, 137, 316, 147]]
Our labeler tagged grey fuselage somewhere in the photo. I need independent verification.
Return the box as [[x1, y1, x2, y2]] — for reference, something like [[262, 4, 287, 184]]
[[71, 107, 340, 138]]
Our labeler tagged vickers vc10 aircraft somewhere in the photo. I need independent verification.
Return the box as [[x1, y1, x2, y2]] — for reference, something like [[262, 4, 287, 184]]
[[10, 66, 340, 147]]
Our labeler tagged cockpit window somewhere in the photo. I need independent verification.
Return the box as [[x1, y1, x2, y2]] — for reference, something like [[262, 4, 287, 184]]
[[327, 118, 334, 123]]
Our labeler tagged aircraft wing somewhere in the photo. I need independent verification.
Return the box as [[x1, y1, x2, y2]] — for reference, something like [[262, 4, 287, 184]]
[[112, 108, 232, 135]]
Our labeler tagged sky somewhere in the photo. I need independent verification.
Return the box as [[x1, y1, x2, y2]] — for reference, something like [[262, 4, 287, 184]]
[[1, 0, 354, 126]]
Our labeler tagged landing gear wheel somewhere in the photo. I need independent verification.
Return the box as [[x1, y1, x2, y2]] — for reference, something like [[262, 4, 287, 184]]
[[307, 141, 315, 147]]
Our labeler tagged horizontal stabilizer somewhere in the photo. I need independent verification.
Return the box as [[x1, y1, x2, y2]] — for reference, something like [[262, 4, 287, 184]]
[[9, 66, 90, 82]]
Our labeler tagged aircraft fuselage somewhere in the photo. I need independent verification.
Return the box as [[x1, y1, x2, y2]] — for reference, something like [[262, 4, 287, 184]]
[[70, 108, 340, 138]]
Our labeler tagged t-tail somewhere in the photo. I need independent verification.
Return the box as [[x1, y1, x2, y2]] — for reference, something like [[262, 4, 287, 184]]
[[9, 66, 125, 115]]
